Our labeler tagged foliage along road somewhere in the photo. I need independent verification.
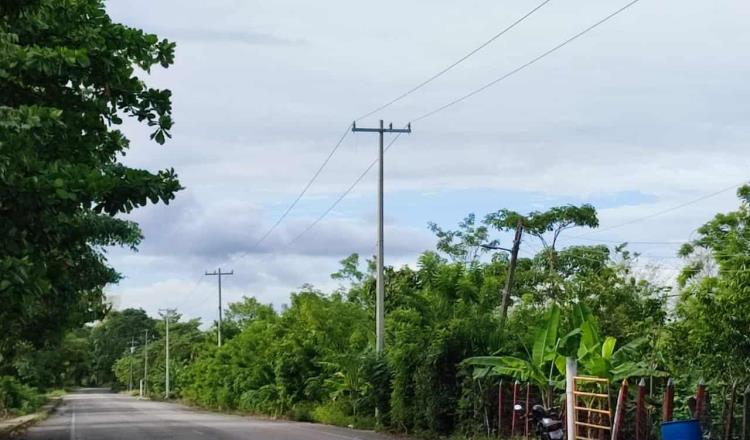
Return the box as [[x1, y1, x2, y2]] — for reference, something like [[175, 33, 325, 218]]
[[22, 389, 397, 440]]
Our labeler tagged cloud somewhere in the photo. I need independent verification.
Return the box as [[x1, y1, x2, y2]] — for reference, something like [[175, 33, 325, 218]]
[[103, 0, 750, 321], [125, 192, 433, 259]]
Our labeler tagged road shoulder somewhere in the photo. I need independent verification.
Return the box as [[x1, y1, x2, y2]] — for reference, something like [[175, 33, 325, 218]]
[[0, 396, 63, 439]]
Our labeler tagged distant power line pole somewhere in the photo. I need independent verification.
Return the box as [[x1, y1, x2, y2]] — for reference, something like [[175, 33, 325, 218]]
[[351, 120, 412, 354], [159, 308, 177, 400], [205, 268, 234, 347], [128, 336, 135, 393], [143, 329, 149, 397], [482, 218, 524, 325]]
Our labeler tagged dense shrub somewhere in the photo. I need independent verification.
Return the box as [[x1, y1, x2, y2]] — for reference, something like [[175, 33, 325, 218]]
[[151, 245, 664, 437], [105, 206, 690, 438], [0, 376, 44, 416]]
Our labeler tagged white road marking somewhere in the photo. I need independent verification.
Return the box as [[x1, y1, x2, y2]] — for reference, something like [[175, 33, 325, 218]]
[[70, 409, 76, 440]]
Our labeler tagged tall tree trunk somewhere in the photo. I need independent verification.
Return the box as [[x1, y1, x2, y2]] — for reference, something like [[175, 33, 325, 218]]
[[500, 219, 523, 325]]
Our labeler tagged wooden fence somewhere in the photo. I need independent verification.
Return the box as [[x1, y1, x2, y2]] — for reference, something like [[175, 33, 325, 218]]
[[495, 378, 750, 439]]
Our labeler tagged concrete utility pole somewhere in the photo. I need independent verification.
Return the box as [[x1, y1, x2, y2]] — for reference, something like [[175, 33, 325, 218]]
[[143, 330, 149, 397], [565, 357, 577, 440], [128, 336, 135, 393], [205, 268, 233, 347], [351, 120, 412, 354], [159, 308, 177, 400]]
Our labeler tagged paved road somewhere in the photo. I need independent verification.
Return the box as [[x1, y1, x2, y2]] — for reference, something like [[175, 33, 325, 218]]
[[22, 389, 398, 440]]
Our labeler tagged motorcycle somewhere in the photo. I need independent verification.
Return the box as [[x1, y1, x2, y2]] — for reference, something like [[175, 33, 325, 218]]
[[514, 403, 565, 440]]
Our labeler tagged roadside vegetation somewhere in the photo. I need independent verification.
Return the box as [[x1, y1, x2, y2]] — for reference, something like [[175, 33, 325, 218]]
[[0, 376, 44, 418], [95, 189, 750, 438], [2, 0, 750, 438], [0, 0, 179, 415]]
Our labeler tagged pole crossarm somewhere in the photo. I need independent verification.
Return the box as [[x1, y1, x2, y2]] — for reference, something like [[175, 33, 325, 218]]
[[481, 244, 513, 252], [205, 268, 234, 347], [352, 121, 412, 134], [205, 270, 233, 276]]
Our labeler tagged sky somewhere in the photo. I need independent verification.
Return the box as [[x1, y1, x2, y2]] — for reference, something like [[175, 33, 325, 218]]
[[103, 0, 750, 325]]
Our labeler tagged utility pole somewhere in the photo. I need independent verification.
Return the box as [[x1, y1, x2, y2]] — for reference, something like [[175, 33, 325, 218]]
[[159, 308, 177, 400], [501, 219, 523, 324], [128, 336, 135, 393], [481, 218, 524, 325], [351, 120, 411, 354], [143, 329, 149, 397], [205, 268, 233, 347]]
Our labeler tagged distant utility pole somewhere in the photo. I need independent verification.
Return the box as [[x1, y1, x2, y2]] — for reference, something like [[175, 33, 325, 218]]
[[205, 268, 233, 347], [483, 218, 524, 325], [159, 308, 177, 400], [128, 336, 135, 393], [501, 220, 524, 324], [143, 329, 149, 397], [351, 120, 411, 354]]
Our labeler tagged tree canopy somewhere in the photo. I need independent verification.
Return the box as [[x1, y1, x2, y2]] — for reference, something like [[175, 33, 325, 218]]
[[0, 0, 180, 365]]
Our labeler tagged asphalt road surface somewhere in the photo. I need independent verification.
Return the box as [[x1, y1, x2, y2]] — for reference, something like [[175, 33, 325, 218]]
[[22, 389, 399, 440]]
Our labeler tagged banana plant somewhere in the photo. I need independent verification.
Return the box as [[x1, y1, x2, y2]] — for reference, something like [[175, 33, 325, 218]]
[[564, 304, 665, 381], [466, 304, 568, 402], [467, 304, 664, 399]]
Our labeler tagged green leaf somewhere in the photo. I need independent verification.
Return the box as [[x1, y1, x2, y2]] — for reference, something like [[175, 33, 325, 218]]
[[572, 303, 593, 328], [558, 328, 582, 357], [612, 337, 648, 364], [601, 336, 617, 360], [579, 319, 601, 352], [554, 355, 567, 376], [154, 130, 165, 145], [532, 304, 560, 367]]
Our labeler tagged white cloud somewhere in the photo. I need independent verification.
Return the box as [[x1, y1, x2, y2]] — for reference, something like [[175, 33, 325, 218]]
[[103, 0, 750, 321]]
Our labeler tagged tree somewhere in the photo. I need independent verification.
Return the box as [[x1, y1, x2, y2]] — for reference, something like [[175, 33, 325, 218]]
[[90, 308, 155, 384], [114, 315, 203, 397], [484, 204, 599, 321], [486, 205, 599, 251], [12, 327, 94, 389], [331, 253, 365, 285], [664, 185, 750, 382], [0, 0, 181, 362], [222, 296, 277, 339], [428, 214, 497, 265]]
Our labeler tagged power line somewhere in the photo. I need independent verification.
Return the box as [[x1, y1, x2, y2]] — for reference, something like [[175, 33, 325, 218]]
[[180, 289, 216, 315], [412, 0, 643, 122], [570, 237, 686, 245], [255, 0, 553, 244], [285, 132, 406, 247], [575, 181, 746, 237], [253, 0, 553, 247], [252, 125, 352, 248], [355, 0, 554, 121], [283, 0, 647, 250], [172, 275, 205, 311]]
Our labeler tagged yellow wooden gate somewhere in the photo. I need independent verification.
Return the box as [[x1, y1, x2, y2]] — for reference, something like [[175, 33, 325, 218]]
[[573, 375, 612, 440]]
